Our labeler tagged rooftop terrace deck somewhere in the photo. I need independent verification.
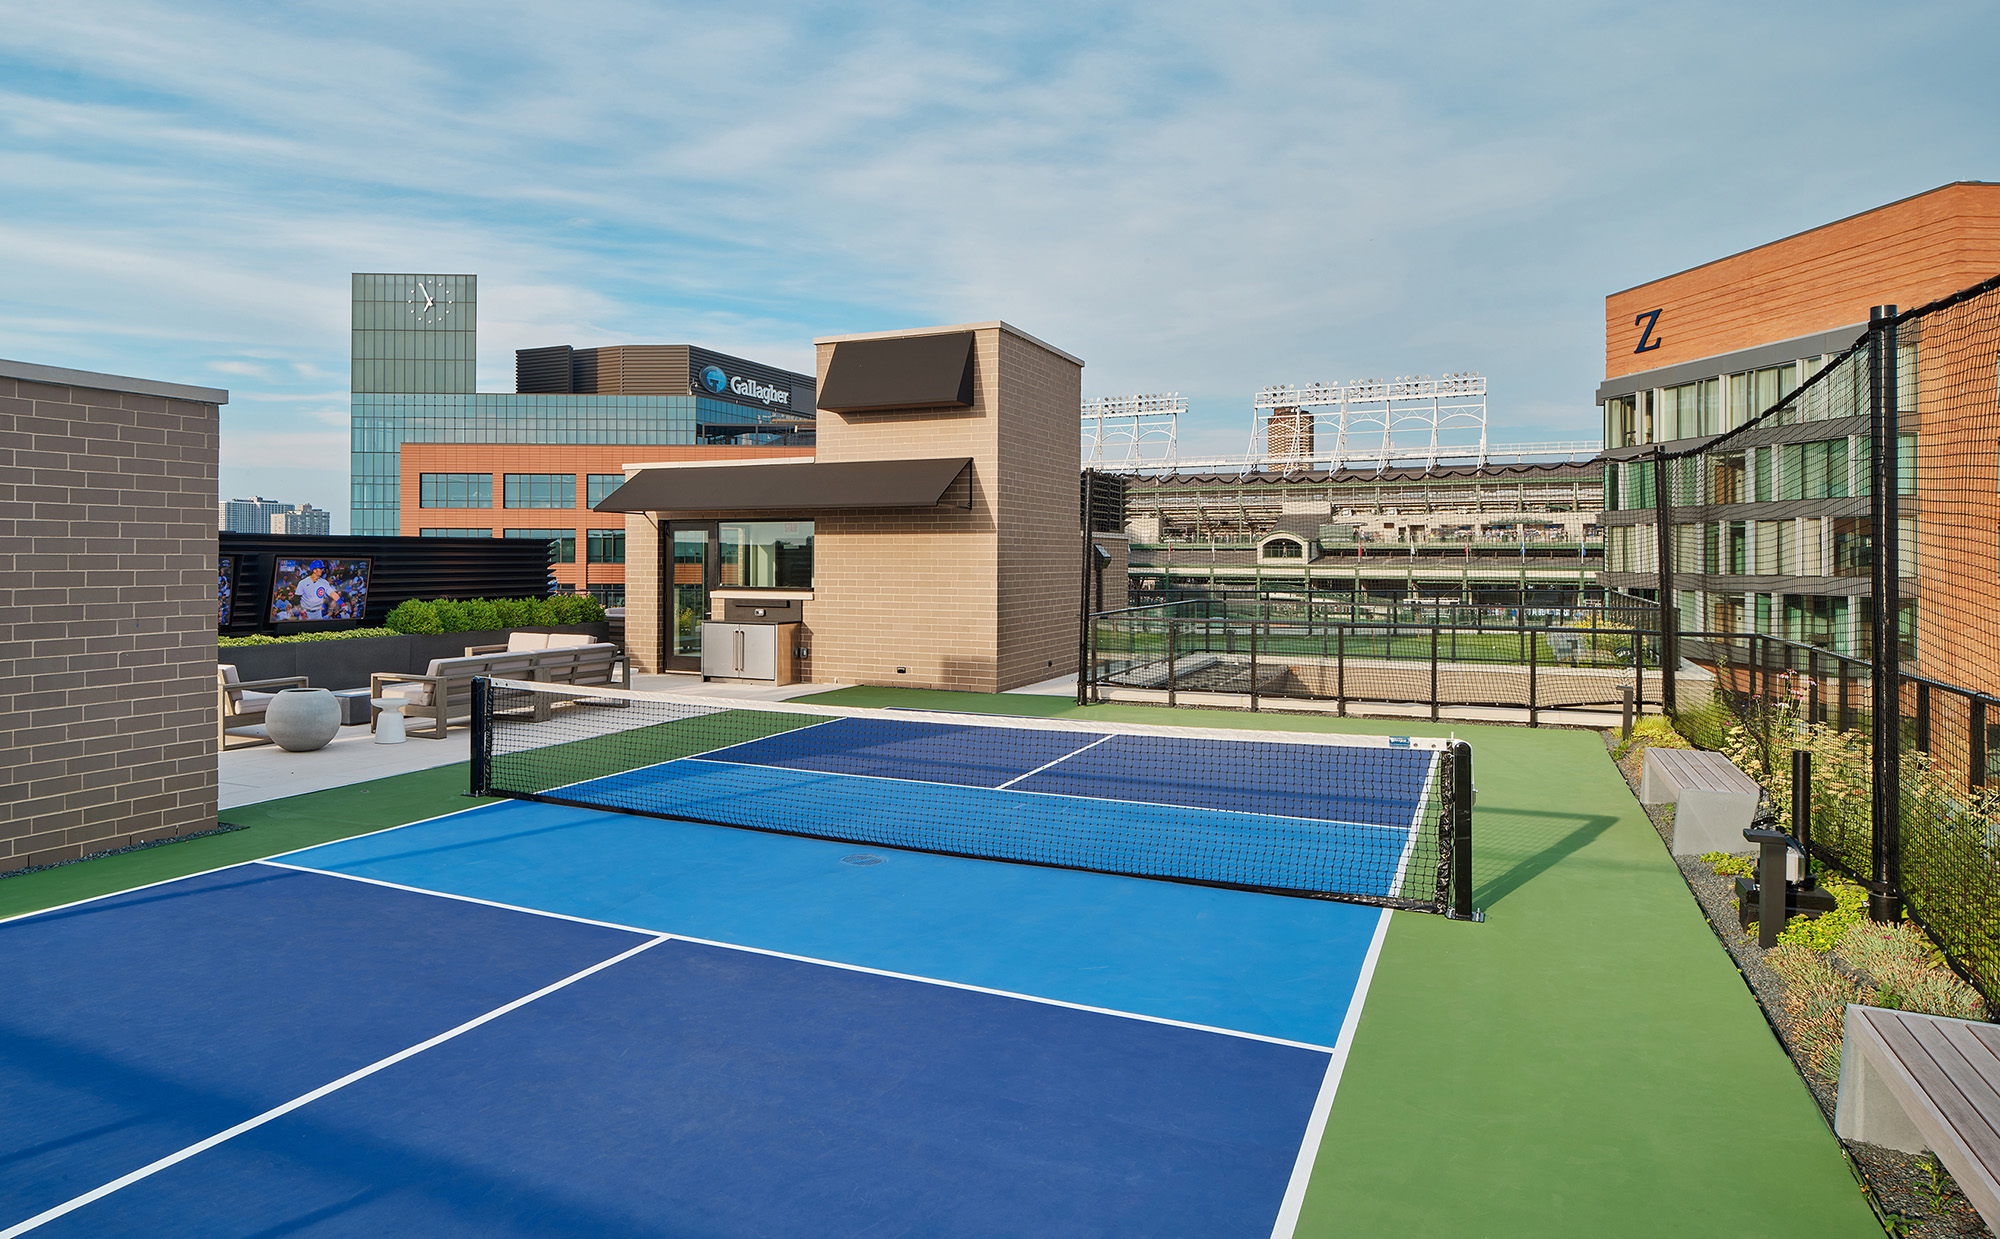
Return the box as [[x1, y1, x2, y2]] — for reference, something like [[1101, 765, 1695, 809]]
[[0, 686, 1881, 1237]]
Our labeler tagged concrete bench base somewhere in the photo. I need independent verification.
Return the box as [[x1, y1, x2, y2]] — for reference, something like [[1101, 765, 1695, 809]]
[[1835, 1004, 2000, 1232], [1638, 748, 1761, 856]]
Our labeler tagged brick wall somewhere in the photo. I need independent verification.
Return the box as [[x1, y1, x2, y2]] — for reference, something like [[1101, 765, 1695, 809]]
[[801, 323, 1083, 693], [1605, 182, 2000, 379], [0, 363, 223, 871]]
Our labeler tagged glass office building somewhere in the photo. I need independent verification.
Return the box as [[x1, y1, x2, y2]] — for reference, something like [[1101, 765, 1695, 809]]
[[350, 273, 812, 536]]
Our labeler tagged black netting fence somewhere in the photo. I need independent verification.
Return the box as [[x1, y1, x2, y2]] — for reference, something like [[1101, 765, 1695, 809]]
[[1084, 271, 2000, 1006]]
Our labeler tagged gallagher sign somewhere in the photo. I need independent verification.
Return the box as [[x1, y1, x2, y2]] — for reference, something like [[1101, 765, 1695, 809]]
[[699, 363, 793, 408]]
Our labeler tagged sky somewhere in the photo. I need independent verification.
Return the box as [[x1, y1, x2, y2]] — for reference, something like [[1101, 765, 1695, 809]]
[[2, 0, 1996, 531]]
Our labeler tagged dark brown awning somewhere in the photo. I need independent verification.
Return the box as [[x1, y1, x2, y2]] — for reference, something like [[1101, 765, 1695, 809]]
[[816, 332, 975, 413], [593, 457, 972, 514]]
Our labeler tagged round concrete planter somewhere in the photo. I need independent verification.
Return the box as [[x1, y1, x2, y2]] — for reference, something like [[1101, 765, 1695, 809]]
[[265, 687, 341, 752]]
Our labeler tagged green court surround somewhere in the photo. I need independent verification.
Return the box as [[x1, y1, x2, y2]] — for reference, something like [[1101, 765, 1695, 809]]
[[0, 689, 1881, 1237]]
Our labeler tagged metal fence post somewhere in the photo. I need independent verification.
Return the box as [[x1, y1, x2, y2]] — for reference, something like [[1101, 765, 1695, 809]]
[[1166, 619, 1178, 710], [1653, 447, 1680, 717], [1972, 699, 1989, 796], [1868, 304, 1903, 922], [1528, 629, 1539, 728], [1337, 624, 1347, 718], [1917, 681, 1931, 753], [1839, 659, 1853, 733], [1430, 626, 1441, 723], [1793, 749, 1813, 884], [1076, 470, 1094, 707], [1808, 647, 1821, 726], [1621, 686, 1635, 739], [1249, 620, 1260, 712]]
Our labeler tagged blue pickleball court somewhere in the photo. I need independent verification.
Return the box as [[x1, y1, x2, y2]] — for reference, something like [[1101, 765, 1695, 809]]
[[535, 714, 1443, 902], [0, 702, 1449, 1236]]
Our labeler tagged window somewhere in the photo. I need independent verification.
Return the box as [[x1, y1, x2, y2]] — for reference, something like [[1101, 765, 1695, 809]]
[[587, 529, 626, 564], [587, 474, 625, 507], [419, 527, 492, 537], [586, 584, 626, 608], [505, 474, 577, 509], [1605, 396, 1637, 448], [718, 521, 813, 588], [1833, 518, 1870, 577], [1262, 537, 1305, 559], [419, 473, 492, 508], [505, 528, 576, 563]]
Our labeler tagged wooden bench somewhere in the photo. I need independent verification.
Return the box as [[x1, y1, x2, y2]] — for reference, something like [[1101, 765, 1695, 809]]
[[1638, 748, 1761, 856], [1835, 1004, 2000, 1231], [369, 643, 628, 740]]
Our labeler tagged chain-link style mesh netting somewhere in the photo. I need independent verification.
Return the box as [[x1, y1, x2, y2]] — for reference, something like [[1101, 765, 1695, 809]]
[[1652, 276, 2000, 1008]]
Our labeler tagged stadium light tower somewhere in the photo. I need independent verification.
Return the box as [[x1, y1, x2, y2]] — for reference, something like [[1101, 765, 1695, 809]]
[[1248, 373, 1490, 471], [1082, 393, 1183, 467]]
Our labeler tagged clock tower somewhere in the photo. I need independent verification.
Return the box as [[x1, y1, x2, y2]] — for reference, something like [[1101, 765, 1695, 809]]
[[351, 273, 476, 395]]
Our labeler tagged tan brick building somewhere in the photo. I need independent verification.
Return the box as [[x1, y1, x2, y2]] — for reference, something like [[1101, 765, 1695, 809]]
[[0, 359, 223, 870], [609, 322, 1086, 692]]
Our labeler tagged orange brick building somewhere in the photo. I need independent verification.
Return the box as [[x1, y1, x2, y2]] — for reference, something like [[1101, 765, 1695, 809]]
[[399, 443, 810, 599], [1596, 182, 2000, 681]]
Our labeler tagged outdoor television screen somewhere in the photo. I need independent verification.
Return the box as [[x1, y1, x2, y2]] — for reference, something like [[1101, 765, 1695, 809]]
[[218, 555, 235, 628], [267, 557, 372, 625]]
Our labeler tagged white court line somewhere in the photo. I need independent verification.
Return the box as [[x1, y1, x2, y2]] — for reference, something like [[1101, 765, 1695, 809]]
[[269, 861, 1338, 1055], [994, 733, 1116, 789], [1269, 907, 1395, 1239], [0, 935, 667, 1238], [0, 790, 509, 930]]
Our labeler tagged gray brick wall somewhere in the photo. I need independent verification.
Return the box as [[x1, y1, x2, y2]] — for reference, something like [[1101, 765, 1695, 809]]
[[0, 365, 222, 870]]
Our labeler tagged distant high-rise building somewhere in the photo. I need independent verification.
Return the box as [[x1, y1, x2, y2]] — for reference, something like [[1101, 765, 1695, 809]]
[[220, 496, 290, 533], [269, 504, 331, 535]]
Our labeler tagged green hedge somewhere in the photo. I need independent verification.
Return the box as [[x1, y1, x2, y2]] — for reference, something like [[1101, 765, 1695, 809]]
[[382, 594, 605, 635], [219, 595, 607, 646], [220, 627, 398, 648]]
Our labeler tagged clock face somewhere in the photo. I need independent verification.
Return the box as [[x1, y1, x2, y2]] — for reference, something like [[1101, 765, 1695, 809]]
[[407, 278, 454, 326]]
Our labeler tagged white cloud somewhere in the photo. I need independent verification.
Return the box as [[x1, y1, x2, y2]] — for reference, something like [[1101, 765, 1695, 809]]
[[1, 0, 1994, 522]]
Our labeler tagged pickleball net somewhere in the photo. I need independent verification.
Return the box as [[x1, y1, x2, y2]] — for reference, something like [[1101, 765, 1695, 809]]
[[471, 678, 1476, 916]]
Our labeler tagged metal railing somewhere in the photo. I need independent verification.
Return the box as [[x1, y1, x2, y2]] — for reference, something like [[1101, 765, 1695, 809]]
[[1085, 611, 1661, 725]]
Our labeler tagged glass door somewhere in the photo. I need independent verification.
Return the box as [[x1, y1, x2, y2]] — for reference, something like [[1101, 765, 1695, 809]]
[[666, 522, 716, 671]]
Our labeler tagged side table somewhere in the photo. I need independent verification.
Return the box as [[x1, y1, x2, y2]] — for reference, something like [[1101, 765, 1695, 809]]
[[371, 697, 409, 745]]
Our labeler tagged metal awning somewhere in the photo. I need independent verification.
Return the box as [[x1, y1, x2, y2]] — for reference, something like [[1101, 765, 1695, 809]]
[[593, 457, 972, 514]]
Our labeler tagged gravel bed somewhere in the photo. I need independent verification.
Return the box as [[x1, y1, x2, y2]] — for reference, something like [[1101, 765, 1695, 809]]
[[1607, 731, 1991, 1238], [0, 821, 249, 882]]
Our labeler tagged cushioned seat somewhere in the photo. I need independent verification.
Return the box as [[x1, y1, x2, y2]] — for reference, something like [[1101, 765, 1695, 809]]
[[217, 664, 311, 750]]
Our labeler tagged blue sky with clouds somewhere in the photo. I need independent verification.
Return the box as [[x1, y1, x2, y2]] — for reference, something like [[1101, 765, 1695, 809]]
[[2, 0, 1995, 530]]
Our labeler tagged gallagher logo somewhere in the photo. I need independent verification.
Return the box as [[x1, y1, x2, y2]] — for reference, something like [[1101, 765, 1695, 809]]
[[699, 365, 729, 394]]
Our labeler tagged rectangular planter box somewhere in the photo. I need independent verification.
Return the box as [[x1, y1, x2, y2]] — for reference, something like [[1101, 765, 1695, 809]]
[[219, 623, 612, 691]]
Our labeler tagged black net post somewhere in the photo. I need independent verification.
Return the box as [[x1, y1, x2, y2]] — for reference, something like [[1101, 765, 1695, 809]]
[[1165, 619, 1178, 710], [469, 676, 491, 796], [1652, 447, 1679, 716], [1868, 306, 1904, 922], [1451, 740, 1475, 919]]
